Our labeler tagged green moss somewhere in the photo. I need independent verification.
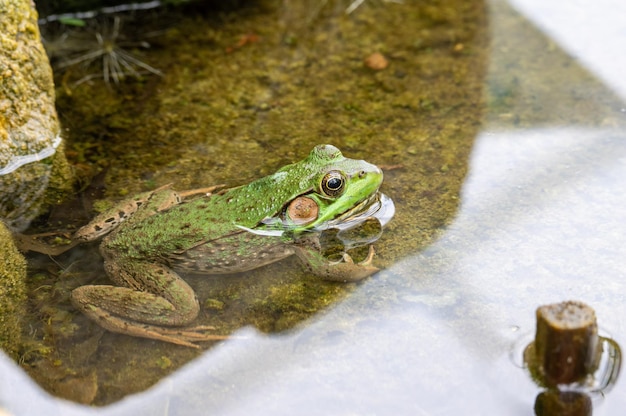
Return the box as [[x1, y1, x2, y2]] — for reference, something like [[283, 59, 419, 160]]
[[253, 277, 350, 333], [203, 298, 225, 311], [44, 142, 74, 207], [155, 355, 173, 370], [0, 222, 27, 359]]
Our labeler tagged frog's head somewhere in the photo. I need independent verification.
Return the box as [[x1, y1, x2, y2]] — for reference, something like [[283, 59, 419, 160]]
[[282, 144, 384, 231]]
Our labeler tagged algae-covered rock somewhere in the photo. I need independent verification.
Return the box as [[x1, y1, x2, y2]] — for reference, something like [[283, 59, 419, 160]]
[[0, 222, 27, 359], [0, 0, 72, 231]]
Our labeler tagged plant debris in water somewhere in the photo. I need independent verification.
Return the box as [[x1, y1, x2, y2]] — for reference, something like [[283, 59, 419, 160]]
[[42, 15, 163, 86]]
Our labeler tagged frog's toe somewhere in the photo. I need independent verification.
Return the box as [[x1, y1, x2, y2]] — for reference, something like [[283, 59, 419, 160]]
[[359, 244, 377, 267], [335, 245, 376, 266], [144, 324, 231, 348]]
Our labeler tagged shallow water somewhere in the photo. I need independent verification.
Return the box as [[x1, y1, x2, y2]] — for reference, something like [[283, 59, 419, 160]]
[[2, 0, 625, 413]]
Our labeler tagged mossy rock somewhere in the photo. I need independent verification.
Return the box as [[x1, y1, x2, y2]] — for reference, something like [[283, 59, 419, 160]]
[[0, 0, 73, 231], [0, 222, 27, 359]]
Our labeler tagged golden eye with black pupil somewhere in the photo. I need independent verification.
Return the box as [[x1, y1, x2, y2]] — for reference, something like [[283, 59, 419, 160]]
[[321, 171, 345, 197]]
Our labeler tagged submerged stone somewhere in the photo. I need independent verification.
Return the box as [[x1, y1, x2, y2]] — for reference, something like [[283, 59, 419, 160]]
[[0, 0, 71, 231]]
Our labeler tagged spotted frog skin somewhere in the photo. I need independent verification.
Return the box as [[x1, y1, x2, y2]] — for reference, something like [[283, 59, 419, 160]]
[[70, 145, 389, 347]]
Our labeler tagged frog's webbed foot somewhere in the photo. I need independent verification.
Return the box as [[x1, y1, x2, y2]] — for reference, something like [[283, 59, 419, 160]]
[[295, 244, 380, 282], [72, 286, 229, 349], [81, 307, 228, 348], [150, 324, 234, 348]]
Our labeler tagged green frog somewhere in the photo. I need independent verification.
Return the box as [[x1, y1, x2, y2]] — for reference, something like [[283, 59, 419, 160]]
[[70, 145, 392, 348]]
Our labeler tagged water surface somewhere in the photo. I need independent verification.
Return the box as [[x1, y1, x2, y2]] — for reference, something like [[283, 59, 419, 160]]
[[3, 0, 625, 413]]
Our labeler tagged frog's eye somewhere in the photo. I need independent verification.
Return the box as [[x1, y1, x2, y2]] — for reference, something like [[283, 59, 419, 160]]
[[321, 171, 345, 197]]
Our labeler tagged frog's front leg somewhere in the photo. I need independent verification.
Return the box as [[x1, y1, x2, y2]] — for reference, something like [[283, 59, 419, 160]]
[[294, 243, 379, 283], [70, 253, 223, 348]]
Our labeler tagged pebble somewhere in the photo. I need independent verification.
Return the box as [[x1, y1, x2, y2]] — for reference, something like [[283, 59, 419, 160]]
[[364, 52, 389, 70]]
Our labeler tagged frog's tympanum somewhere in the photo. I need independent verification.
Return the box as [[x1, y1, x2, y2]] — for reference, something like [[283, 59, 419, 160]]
[[71, 145, 394, 347]]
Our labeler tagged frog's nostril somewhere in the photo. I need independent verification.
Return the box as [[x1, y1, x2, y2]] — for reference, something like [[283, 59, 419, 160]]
[[358, 170, 366, 178]]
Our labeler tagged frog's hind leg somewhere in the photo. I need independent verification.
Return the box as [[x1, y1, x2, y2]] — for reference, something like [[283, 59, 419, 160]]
[[71, 288, 226, 348], [70, 260, 220, 348]]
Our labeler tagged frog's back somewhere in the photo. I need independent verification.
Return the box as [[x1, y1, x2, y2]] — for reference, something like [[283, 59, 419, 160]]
[[104, 173, 302, 259]]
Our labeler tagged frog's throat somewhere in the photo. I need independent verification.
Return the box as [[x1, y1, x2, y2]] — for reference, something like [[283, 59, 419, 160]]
[[335, 192, 379, 222], [312, 191, 384, 231]]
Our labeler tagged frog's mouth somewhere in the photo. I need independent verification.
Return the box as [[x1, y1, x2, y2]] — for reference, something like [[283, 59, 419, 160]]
[[314, 191, 395, 232], [237, 192, 395, 238]]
